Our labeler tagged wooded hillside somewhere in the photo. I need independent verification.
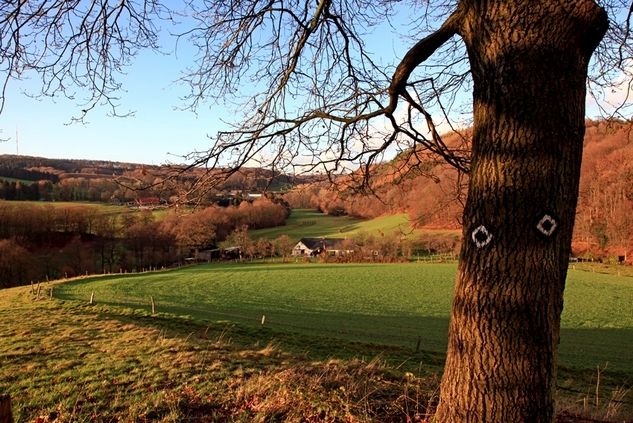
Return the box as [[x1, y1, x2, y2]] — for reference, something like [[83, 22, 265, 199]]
[[0, 155, 312, 203], [286, 119, 633, 260], [2, 119, 632, 261]]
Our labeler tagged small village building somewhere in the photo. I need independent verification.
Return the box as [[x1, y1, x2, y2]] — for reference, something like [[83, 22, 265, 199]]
[[292, 237, 355, 257], [126, 197, 167, 209], [197, 248, 221, 262], [139, 197, 164, 206]]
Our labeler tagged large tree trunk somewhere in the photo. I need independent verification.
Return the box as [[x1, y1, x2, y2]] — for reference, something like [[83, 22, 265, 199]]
[[435, 2, 607, 422]]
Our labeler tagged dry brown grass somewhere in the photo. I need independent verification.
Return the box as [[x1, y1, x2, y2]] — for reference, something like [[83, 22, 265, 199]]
[[556, 384, 632, 423], [0, 286, 440, 422]]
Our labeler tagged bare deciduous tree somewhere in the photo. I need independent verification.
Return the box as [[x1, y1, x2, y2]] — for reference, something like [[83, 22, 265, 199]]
[[0, 1, 167, 120], [2, 1, 633, 422]]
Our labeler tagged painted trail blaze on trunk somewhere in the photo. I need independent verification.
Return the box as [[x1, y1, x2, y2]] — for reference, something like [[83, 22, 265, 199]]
[[433, 1, 608, 422]]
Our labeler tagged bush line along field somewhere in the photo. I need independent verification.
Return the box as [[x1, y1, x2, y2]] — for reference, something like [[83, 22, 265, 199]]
[[53, 262, 633, 377], [1, 201, 461, 289], [2, 203, 447, 242]]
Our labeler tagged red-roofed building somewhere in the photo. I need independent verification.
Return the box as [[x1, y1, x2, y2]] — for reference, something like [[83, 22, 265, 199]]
[[139, 197, 162, 206]]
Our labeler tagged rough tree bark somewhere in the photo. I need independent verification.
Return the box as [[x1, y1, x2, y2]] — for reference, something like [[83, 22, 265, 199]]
[[428, 1, 608, 422]]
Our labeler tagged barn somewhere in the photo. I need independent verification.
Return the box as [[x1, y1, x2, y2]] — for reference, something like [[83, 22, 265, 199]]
[[291, 237, 355, 257]]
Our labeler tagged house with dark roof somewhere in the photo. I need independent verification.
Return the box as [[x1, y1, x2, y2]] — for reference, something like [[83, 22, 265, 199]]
[[292, 237, 356, 257]]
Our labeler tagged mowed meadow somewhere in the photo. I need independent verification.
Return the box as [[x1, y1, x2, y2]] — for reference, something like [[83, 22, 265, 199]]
[[2, 199, 171, 221], [249, 209, 434, 241], [52, 262, 633, 376]]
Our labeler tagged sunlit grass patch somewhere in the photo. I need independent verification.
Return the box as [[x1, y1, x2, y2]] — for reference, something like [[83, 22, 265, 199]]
[[0, 288, 444, 422], [3, 262, 633, 421]]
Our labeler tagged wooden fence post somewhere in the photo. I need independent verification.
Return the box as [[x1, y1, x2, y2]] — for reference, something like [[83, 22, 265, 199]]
[[89, 292, 94, 305], [150, 296, 155, 314], [0, 394, 14, 423]]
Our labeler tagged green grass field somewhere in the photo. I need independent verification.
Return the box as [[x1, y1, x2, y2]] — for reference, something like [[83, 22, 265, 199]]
[[250, 209, 451, 242], [3, 262, 633, 422], [0, 176, 35, 185], [4, 200, 168, 220], [53, 262, 633, 378], [248, 209, 364, 240], [0, 286, 450, 422], [6, 200, 127, 212]]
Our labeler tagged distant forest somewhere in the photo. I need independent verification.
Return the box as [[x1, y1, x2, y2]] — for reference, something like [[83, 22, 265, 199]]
[[0, 197, 292, 289], [2, 118, 633, 283], [0, 155, 139, 202], [0, 155, 310, 203], [282, 119, 633, 261]]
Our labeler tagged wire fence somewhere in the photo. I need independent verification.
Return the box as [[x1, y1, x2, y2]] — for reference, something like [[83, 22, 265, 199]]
[[52, 287, 449, 352], [49, 285, 633, 376]]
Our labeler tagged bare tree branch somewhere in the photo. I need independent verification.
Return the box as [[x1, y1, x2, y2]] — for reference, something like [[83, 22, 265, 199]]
[[0, 0, 166, 121], [1, 1, 632, 192], [170, 2, 472, 192]]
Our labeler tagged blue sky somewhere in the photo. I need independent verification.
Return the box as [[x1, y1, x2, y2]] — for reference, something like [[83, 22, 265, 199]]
[[0, 46, 229, 165], [0, 5, 420, 166], [0, 5, 623, 167]]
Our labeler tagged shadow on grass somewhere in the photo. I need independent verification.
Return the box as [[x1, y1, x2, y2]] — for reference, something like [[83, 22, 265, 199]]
[[54, 294, 633, 382], [559, 327, 633, 380], [71, 301, 447, 376]]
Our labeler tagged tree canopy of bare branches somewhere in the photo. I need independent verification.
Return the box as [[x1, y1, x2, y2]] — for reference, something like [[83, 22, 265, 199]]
[[0, 0, 164, 120], [2, 2, 633, 422], [2, 1, 631, 182]]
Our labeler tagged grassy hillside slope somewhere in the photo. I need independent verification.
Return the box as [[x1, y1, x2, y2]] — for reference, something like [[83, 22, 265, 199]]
[[2, 265, 632, 422], [0, 285, 444, 422], [249, 209, 456, 242], [51, 262, 633, 377], [4, 199, 169, 220]]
